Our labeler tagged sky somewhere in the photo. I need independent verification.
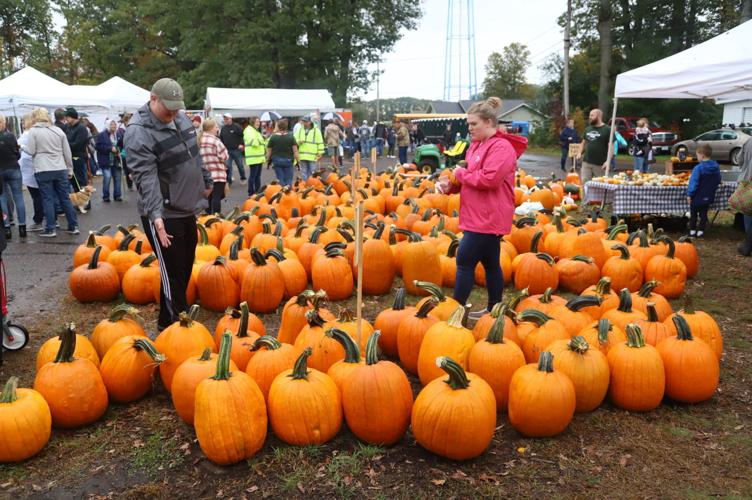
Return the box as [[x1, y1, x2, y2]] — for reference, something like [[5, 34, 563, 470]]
[[358, 0, 565, 101]]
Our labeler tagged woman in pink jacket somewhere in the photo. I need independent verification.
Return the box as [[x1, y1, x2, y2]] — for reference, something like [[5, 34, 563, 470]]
[[441, 97, 527, 318]]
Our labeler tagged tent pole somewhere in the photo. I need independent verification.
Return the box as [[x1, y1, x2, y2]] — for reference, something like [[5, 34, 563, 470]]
[[605, 96, 618, 176]]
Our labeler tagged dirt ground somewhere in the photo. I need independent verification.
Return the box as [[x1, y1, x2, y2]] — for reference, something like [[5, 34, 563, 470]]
[[1, 215, 751, 499]]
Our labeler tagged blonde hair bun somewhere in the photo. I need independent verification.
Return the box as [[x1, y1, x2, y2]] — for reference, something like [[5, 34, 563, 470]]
[[467, 97, 503, 122], [485, 97, 502, 111]]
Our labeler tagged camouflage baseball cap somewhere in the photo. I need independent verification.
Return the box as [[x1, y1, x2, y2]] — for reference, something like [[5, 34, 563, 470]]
[[151, 78, 185, 111]]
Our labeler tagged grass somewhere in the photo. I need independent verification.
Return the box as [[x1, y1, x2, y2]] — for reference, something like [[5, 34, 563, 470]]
[[130, 431, 182, 475]]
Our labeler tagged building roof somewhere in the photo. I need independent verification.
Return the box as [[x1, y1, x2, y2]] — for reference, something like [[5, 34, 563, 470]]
[[427, 99, 547, 119]]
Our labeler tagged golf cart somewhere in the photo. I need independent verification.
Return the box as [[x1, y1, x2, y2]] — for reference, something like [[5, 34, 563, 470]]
[[414, 139, 470, 173]]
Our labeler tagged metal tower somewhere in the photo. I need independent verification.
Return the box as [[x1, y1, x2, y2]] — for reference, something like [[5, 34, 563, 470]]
[[443, 0, 478, 101]]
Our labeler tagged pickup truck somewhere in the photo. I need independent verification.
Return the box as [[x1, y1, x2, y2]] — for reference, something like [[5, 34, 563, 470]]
[[609, 117, 680, 155]]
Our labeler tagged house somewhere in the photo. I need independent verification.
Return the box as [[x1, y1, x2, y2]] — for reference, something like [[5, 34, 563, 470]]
[[722, 99, 752, 126], [425, 99, 547, 131]]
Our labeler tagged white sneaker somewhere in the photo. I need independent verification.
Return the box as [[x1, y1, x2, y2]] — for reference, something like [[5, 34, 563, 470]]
[[696, 231, 704, 238], [28, 223, 44, 232], [689, 230, 696, 236], [467, 309, 488, 321]]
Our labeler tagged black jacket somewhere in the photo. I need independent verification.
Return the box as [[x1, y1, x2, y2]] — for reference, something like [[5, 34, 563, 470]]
[[220, 123, 243, 150], [66, 121, 89, 157], [0, 131, 20, 170]]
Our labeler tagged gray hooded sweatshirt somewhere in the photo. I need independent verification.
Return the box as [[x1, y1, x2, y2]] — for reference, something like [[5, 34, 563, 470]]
[[124, 103, 211, 221]]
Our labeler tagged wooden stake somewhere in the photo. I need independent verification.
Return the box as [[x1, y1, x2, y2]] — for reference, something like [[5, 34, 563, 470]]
[[355, 200, 365, 348], [370, 145, 377, 175]]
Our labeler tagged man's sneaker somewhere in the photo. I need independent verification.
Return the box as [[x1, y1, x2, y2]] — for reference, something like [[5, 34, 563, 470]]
[[28, 223, 44, 232], [66, 227, 80, 235], [696, 231, 704, 238], [467, 309, 489, 322], [39, 230, 56, 238], [240, 179, 247, 185], [689, 230, 696, 236]]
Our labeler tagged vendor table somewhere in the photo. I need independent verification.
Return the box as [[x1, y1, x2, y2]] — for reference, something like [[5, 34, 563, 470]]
[[584, 181, 738, 216]]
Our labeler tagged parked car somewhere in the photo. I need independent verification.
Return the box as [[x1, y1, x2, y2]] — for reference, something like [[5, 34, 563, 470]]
[[671, 128, 751, 165], [610, 116, 679, 155]]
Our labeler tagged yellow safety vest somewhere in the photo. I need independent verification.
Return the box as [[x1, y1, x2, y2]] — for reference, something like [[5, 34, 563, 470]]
[[294, 126, 324, 162], [243, 126, 266, 165]]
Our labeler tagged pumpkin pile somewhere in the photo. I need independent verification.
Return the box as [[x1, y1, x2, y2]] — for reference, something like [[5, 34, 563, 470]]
[[67, 168, 698, 315], [5, 271, 724, 464]]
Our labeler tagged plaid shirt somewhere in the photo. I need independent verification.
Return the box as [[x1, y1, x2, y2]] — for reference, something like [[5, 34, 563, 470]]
[[199, 132, 229, 183]]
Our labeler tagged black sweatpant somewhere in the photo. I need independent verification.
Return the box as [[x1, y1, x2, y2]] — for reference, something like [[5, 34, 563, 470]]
[[689, 205, 710, 232], [141, 215, 197, 330], [209, 182, 225, 214], [453, 230, 503, 312]]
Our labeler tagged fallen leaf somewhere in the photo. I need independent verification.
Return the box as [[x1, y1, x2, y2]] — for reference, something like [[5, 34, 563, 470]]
[[297, 482, 305, 494], [246, 486, 259, 493], [133, 439, 145, 448], [431, 479, 446, 486], [517, 447, 526, 454]]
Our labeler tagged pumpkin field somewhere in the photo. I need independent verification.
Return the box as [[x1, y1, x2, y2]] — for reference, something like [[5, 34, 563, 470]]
[[1, 163, 751, 498]]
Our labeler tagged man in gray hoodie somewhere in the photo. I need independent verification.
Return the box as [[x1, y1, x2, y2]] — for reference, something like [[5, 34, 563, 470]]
[[125, 78, 212, 330]]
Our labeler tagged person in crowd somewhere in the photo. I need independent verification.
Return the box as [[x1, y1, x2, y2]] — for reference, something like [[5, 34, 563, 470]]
[[82, 118, 100, 177], [294, 116, 324, 181], [199, 118, 229, 214], [219, 113, 246, 186], [53, 108, 68, 132], [243, 116, 265, 196], [373, 121, 386, 157], [266, 118, 298, 187], [397, 119, 410, 164], [0, 113, 26, 239], [64, 107, 91, 211], [26, 107, 79, 237], [686, 143, 721, 238], [191, 115, 202, 130], [611, 130, 628, 171], [18, 114, 44, 232], [415, 125, 426, 147], [631, 118, 652, 173], [349, 124, 360, 158], [559, 118, 579, 171], [292, 117, 304, 137], [336, 119, 345, 166], [443, 123, 454, 148], [738, 138, 752, 256], [358, 120, 371, 156], [438, 97, 527, 320], [117, 113, 134, 191], [577, 108, 611, 182], [95, 120, 123, 202], [387, 124, 396, 158], [325, 118, 345, 168], [125, 78, 212, 331]]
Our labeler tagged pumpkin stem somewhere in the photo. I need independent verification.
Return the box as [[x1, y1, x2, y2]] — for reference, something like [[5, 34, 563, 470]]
[[325, 328, 361, 363], [236, 302, 251, 338], [250, 247, 267, 266], [117, 233, 136, 251], [391, 287, 406, 311], [265, 248, 286, 262], [530, 231, 543, 253], [638, 279, 659, 298], [671, 315, 694, 341], [96, 224, 112, 236], [133, 338, 165, 363], [415, 297, 438, 318], [568, 336, 590, 354], [616, 288, 634, 313], [597, 318, 613, 345], [294, 290, 315, 307], [535, 253, 555, 265], [140, 253, 158, 267], [485, 310, 508, 344], [506, 288, 529, 310], [198, 347, 213, 361], [212, 332, 234, 380], [612, 243, 631, 260], [571, 255, 594, 264], [625, 323, 646, 348], [537, 351, 555, 372], [290, 347, 313, 380], [364, 331, 381, 365], [134, 239, 144, 254], [87, 245, 104, 269], [251, 335, 282, 352], [196, 224, 209, 246], [593, 277, 612, 296], [228, 236, 242, 260], [658, 236, 676, 258], [517, 309, 552, 326], [646, 302, 660, 322], [446, 239, 459, 258], [0, 377, 19, 403], [607, 224, 628, 240], [108, 304, 142, 324], [446, 305, 466, 328], [54, 323, 77, 363], [84, 231, 98, 248], [553, 212, 565, 233], [566, 295, 602, 312], [414, 281, 446, 302], [305, 308, 327, 327], [437, 356, 470, 390]]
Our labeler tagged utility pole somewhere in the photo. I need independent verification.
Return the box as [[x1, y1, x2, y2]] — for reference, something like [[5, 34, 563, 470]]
[[563, 0, 572, 117], [376, 59, 380, 123]]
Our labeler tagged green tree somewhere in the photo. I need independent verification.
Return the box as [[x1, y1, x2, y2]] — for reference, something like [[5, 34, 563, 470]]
[[0, 0, 55, 77], [482, 43, 531, 99], [54, 0, 422, 107]]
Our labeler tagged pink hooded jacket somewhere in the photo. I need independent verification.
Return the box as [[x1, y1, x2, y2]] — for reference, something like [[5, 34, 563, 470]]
[[448, 131, 527, 235]]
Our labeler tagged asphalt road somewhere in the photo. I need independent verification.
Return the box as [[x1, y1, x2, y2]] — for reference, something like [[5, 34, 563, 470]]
[[0, 151, 570, 323]]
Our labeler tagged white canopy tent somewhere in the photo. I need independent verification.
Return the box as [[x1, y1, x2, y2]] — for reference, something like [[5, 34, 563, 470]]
[[205, 87, 336, 117], [605, 20, 752, 172], [71, 77, 150, 112], [0, 66, 108, 116]]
